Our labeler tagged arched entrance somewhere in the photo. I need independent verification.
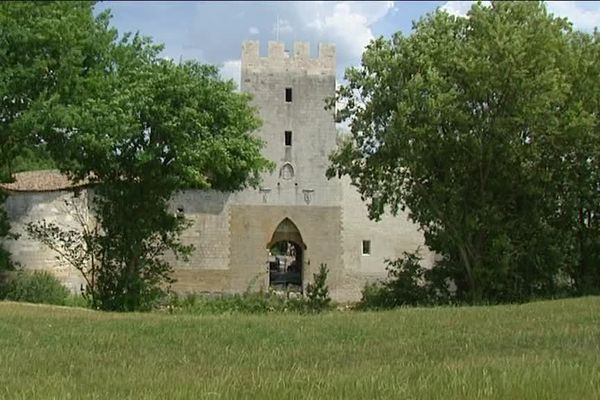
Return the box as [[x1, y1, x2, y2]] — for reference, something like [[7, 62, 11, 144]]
[[266, 218, 306, 292]]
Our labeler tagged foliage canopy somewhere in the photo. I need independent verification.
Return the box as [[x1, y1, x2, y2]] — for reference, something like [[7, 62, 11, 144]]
[[8, 1, 272, 310], [329, 1, 600, 303]]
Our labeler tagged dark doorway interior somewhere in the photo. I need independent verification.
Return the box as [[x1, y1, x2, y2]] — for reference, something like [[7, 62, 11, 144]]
[[266, 218, 306, 293], [268, 241, 303, 292]]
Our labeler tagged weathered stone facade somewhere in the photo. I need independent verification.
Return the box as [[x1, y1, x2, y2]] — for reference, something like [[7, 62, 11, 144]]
[[2, 41, 433, 302], [3, 189, 92, 292]]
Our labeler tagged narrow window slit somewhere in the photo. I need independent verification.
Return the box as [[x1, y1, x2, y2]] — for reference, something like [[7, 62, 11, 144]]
[[362, 240, 371, 255]]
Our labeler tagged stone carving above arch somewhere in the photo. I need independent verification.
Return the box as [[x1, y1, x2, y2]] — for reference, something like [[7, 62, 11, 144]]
[[302, 189, 314, 205], [259, 187, 271, 203], [279, 163, 294, 180]]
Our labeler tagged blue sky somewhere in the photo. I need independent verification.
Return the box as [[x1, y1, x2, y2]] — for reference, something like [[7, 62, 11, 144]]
[[94, 1, 600, 87]]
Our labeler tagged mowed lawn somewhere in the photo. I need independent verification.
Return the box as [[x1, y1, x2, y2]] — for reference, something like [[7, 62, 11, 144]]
[[0, 298, 599, 399]]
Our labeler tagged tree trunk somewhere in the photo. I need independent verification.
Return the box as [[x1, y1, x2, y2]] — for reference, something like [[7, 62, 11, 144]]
[[458, 244, 478, 303]]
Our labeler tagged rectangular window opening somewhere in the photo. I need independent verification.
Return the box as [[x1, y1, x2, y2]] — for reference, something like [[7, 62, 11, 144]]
[[362, 240, 371, 256], [285, 130, 292, 146], [285, 87, 292, 102]]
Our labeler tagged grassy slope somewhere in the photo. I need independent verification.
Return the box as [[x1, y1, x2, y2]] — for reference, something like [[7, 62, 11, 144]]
[[0, 298, 599, 400]]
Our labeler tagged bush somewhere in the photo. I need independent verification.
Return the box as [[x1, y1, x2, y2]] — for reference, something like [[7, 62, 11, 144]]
[[382, 252, 431, 306], [162, 285, 335, 315], [0, 246, 15, 273], [356, 251, 441, 310], [305, 263, 332, 312], [355, 282, 392, 310], [162, 291, 308, 315], [1, 270, 69, 305]]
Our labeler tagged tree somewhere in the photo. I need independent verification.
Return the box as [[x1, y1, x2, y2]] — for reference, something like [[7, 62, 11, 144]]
[[545, 30, 600, 294], [10, 2, 272, 310], [328, 1, 594, 303], [1, 1, 107, 271], [0, 1, 114, 178], [57, 53, 270, 311]]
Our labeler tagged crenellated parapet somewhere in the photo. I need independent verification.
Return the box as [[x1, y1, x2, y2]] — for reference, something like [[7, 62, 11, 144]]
[[241, 40, 335, 74]]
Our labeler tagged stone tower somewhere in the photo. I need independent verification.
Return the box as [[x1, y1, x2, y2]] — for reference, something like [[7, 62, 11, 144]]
[[217, 40, 345, 293], [240, 40, 340, 207]]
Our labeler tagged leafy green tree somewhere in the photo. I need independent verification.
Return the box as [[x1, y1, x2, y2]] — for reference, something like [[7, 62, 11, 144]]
[[47, 50, 271, 311], [10, 145, 57, 174], [545, 30, 600, 294], [1, 1, 106, 271], [8, 2, 272, 310], [0, 1, 112, 179], [329, 1, 592, 303]]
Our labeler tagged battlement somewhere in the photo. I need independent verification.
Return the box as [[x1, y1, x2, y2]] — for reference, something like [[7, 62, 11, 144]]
[[241, 40, 335, 73]]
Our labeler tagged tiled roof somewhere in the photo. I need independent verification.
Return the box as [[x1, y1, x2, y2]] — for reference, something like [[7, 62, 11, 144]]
[[0, 170, 87, 192]]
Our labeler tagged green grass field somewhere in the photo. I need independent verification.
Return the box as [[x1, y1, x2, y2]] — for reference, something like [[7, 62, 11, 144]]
[[0, 297, 599, 399]]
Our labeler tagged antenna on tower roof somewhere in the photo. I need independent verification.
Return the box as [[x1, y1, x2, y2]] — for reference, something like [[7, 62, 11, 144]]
[[276, 15, 280, 42]]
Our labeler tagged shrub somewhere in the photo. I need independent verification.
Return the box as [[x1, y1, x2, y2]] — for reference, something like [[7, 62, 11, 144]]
[[159, 264, 333, 315], [382, 252, 431, 307], [162, 289, 326, 315], [356, 251, 437, 310], [355, 282, 392, 310], [1, 270, 69, 305], [305, 263, 332, 312], [0, 246, 15, 273]]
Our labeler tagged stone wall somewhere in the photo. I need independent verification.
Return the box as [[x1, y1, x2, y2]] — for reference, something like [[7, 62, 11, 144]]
[[227, 205, 342, 294], [336, 177, 435, 301], [3, 190, 89, 292], [166, 190, 233, 293], [168, 203, 343, 297], [167, 190, 232, 271], [1, 182, 433, 302]]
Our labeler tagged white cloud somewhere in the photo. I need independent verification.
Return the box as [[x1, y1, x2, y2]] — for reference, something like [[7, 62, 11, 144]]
[[184, 2, 396, 81], [440, 1, 489, 17], [249, 26, 259, 35], [220, 59, 241, 90], [441, 0, 600, 31], [224, 0, 390, 92], [305, 3, 373, 60], [298, 1, 394, 63], [546, 1, 600, 31]]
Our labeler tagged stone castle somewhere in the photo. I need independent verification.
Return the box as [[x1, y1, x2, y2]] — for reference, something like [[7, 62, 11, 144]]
[[2, 41, 432, 302]]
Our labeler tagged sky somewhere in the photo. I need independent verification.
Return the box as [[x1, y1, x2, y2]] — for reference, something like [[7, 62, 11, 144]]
[[94, 1, 600, 88]]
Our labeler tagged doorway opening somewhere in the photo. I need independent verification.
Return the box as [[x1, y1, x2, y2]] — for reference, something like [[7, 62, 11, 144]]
[[267, 218, 306, 293]]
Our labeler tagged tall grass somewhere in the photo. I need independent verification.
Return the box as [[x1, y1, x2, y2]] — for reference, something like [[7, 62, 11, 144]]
[[0, 297, 599, 399]]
